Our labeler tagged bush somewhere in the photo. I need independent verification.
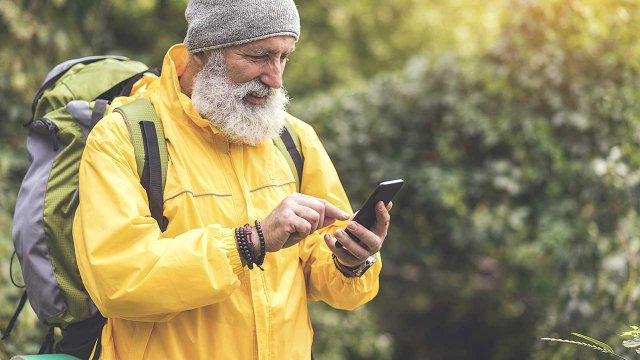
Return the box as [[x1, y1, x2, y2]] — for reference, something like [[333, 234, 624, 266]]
[[292, 0, 640, 358]]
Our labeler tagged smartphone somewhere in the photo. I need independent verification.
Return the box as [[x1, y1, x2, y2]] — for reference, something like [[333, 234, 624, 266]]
[[336, 179, 404, 248]]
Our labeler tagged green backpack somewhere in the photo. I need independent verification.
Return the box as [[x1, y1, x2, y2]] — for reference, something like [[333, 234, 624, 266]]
[[6, 56, 304, 358]]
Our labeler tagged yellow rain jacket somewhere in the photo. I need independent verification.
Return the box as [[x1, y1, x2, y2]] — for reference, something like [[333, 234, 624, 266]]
[[73, 44, 382, 359]]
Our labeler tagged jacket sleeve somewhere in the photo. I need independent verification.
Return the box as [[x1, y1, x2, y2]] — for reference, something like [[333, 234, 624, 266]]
[[73, 113, 244, 322], [291, 117, 382, 311]]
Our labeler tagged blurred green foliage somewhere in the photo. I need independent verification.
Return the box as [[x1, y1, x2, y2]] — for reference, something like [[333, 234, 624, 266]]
[[2, 0, 640, 359], [294, 0, 640, 358]]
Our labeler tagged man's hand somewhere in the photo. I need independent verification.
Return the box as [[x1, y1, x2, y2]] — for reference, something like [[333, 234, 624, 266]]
[[259, 193, 350, 253], [324, 201, 392, 268]]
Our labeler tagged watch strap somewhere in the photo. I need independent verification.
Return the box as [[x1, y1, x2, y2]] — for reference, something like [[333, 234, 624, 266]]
[[332, 254, 377, 277]]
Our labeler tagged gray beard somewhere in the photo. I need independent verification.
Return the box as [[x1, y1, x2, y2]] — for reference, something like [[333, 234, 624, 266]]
[[190, 50, 289, 146]]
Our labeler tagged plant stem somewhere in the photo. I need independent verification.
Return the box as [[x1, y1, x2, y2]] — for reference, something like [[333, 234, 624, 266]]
[[607, 353, 629, 360]]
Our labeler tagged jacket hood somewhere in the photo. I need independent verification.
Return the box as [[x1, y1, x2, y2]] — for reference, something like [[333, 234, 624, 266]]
[[156, 43, 220, 134]]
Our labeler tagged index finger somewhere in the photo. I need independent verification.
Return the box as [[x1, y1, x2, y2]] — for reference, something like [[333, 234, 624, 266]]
[[293, 194, 350, 227], [321, 201, 351, 228]]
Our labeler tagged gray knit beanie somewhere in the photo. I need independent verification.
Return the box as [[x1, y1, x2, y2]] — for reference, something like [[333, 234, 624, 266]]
[[184, 0, 300, 53]]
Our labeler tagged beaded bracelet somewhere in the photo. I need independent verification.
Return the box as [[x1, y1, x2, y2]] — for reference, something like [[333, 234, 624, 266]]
[[234, 227, 247, 269], [244, 224, 263, 271], [235, 221, 268, 270], [254, 220, 266, 266], [235, 227, 253, 270]]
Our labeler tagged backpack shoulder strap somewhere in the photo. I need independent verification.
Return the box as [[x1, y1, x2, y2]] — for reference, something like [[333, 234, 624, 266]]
[[114, 98, 169, 231], [114, 99, 302, 227], [273, 117, 304, 192]]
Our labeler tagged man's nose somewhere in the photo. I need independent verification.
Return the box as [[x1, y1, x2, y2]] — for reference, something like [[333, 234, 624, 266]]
[[260, 60, 285, 89]]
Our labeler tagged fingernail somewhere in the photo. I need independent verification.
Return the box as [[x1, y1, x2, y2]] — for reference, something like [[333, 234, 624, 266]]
[[335, 230, 344, 239], [347, 222, 356, 230], [342, 212, 350, 219]]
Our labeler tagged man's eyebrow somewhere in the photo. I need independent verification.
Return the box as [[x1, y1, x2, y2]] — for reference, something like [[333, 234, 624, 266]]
[[244, 47, 296, 56]]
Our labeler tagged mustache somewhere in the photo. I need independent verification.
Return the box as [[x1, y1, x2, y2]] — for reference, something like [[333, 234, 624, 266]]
[[239, 79, 277, 99]]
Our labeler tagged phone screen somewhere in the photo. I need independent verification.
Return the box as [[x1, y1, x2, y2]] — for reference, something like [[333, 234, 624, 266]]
[[337, 179, 404, 247]]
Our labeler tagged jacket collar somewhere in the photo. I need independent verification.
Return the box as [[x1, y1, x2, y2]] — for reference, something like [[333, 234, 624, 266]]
[[158, 43, 219, 134]]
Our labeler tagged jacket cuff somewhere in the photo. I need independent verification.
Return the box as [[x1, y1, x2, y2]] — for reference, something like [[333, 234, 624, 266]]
[[210, 226, 245, 279]]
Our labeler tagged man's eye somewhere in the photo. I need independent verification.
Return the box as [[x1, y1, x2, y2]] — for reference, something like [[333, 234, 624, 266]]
[[280, 56, 289, 63], [248, 55, 268, 61]]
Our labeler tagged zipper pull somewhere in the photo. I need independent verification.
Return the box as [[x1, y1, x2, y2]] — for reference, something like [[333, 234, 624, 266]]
[[43, 119, 60, 152]]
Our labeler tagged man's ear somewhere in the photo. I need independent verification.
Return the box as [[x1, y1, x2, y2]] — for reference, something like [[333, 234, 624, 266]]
[[193, 52, 205, 65], [191, 51, 211, 68], [180, 52, 208, 96]]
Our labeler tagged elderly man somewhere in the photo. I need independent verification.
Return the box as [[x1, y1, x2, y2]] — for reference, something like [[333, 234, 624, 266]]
[[73, 0, 391, 358]]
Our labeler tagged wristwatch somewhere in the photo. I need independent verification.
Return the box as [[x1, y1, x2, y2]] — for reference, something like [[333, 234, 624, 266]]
[[332, 254, 377, 277]]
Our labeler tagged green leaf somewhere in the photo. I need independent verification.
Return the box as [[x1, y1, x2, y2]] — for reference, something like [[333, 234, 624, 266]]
[[621, 326, 640, 337], [572, 333, 614, 353]]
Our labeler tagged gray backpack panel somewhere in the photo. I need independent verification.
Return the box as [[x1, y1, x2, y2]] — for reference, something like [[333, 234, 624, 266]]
[[12, 120, 66, 321]]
